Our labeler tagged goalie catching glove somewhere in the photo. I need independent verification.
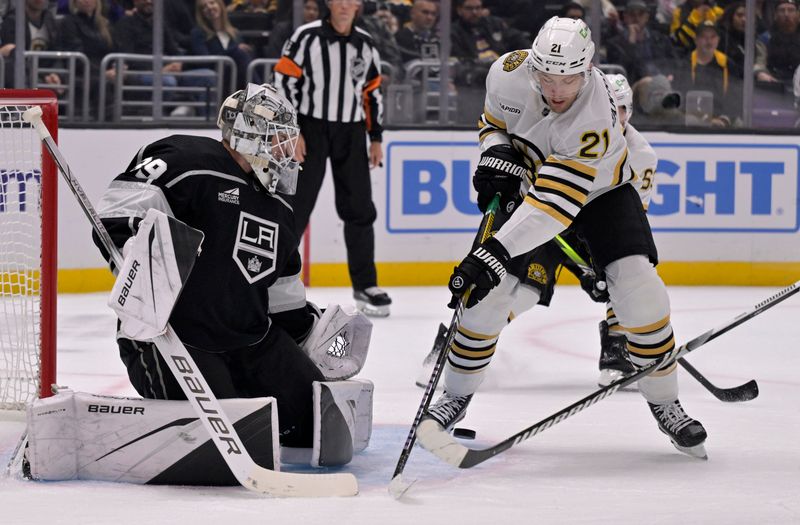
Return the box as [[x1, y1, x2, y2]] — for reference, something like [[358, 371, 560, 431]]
[[448, 237, 510, 309], [473, 144, 528, 213]]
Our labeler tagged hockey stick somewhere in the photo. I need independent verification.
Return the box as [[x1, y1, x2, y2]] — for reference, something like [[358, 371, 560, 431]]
[[23, 107, 357, 498], [552, 234, 759, 403], [416, 279, 799, 469], [388, 195, 500, 498]]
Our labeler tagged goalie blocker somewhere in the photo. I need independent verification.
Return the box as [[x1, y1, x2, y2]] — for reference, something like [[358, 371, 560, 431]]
[[25, 382, 373, 483]]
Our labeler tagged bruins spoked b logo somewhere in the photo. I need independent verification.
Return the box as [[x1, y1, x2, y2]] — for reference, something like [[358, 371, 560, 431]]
[[233, 212, 279, 283]]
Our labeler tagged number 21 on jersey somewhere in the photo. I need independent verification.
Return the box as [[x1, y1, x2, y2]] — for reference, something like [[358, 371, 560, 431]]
[[579, 129, 609, 159]]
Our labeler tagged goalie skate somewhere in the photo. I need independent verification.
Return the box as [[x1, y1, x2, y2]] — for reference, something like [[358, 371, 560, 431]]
[[649, 400, 708, 460], [354, 287, 391, 317]]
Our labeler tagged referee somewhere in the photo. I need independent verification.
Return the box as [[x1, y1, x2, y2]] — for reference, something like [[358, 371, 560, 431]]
[[274, 0, 391, 317]]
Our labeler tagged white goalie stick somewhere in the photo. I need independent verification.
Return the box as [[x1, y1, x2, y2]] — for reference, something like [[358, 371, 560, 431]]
[[388, 196, 500, 498], [415, 279, 799, 469], [553, 234, 758, 402], [22, 107, 357, 497]]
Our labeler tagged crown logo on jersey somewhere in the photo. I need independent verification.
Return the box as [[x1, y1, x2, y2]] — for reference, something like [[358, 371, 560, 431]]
[[247, 256, 262, 273]]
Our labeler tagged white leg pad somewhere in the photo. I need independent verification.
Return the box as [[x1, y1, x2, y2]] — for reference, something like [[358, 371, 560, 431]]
[[310, 379, 373, 467], [26, 390, 279, 484]]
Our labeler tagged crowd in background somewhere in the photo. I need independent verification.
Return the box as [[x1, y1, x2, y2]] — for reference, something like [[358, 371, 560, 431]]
[[0, 0, 798, 128]]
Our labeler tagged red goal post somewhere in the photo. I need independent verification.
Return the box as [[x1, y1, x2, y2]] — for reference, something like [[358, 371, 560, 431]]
[[0, 89, 58, 409]]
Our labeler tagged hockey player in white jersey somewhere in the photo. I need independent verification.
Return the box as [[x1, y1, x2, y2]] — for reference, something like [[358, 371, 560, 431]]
[[420, 17, 708, 459], [596, 73, 660, 387]]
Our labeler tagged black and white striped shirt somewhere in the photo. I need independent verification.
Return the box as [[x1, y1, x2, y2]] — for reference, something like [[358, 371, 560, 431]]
[[274, 18, 384, 141]]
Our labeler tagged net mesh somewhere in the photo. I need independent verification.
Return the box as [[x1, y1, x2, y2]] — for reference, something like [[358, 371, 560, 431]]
[[0, 104, 43, 409]]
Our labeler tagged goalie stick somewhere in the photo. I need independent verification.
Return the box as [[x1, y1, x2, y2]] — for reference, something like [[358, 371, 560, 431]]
[[553, 234, 759, 403], [388, 195, 500, 498], [416, 278, 799, 469], [22, 106, 357, 498]]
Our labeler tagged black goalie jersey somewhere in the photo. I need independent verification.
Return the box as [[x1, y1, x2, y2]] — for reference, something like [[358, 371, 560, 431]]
[[94, 135, 305, 352]]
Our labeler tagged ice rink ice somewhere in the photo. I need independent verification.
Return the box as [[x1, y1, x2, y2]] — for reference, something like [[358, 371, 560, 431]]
[[1, 285, 799, 524]]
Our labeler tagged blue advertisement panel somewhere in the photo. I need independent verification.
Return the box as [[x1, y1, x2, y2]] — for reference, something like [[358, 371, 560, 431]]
[[386, 139, 800, 234], [648, 143, 799, 232]]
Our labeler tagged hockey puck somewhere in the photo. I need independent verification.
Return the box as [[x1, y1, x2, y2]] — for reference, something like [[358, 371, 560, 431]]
[[453, 427, 476, 440]]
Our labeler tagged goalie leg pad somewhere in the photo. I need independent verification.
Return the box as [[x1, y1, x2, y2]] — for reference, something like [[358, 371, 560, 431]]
[[302, 304, 372, 380], [311, 379, 374, 467], [26, 390, 279, 485]]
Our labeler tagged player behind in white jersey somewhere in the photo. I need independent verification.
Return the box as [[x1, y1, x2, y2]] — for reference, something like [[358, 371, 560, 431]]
[[419, 17, 708, 459], [595, 73, 660, 387]]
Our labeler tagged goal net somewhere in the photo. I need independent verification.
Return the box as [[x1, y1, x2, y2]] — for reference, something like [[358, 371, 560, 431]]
[[0, 91, 57, 410]]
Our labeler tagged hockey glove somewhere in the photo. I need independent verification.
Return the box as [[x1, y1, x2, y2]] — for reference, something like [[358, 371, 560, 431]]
[[562, 257, 610, 303], [448, 237, 511, 309], [473, 144, 528, 213], [578, 271, 610, 303]]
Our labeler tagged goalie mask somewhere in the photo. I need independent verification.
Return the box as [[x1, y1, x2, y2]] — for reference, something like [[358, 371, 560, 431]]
[[218, 83, 300, 195]]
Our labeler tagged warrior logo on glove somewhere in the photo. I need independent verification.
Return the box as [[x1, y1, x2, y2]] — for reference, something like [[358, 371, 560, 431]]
[[448, 237, 511, 309]]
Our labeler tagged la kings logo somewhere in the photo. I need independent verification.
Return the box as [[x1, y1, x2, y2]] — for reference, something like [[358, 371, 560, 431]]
[[233, 212, 278, 283]]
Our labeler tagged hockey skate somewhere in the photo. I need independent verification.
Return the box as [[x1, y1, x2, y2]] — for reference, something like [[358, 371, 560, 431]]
[[422, 391, 473, 432], [649, 400, 708, 459], [597, 320, 636, 389], [415, 323, 447, 389], [354, 287, 391, 317]]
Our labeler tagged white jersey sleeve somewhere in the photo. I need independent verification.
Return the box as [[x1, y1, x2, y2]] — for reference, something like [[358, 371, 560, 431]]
[[494, 68, 631, 258], [624, 124, 659, 211]]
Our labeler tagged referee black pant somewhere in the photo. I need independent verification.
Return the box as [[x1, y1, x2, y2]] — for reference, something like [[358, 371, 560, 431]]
[[293, 115, 378, 290]]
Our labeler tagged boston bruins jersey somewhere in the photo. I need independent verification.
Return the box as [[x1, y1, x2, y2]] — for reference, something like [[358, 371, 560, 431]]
[[477, 51, 631, 258], [624, 123, 658, 211], [95, 135, 305, 352]]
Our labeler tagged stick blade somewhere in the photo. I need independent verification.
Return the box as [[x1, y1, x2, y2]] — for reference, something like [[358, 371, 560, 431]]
[[388, 474, 417, 499], [716, 380, 759, 402], [245, 467, 358, 497]]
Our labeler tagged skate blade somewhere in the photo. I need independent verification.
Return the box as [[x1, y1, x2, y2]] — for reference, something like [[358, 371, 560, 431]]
[[672, 440, 708, 460], [356, 300, 390, 318], [597, 369, 638, 390]]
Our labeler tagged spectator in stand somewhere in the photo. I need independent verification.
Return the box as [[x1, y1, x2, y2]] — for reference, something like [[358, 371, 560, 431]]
[[0, 0, 61, 89], [192, 0, 258, 88], [56, 0, 127, 21], [395, 0, 439, 64], [359, 1, 404, 81], [606, 0, 679, 85], [56, 0, 116, 117], [670, 0, 723, 55], [717, 0, 778, 83], [264, 0, 320, 58], [450, 0, 529, 88], [166, 0, 195, 54], [561, 2, 586, 20], [673, 20, 742, 126], [113, 0, 215, 117], [228, 0, 278, 15], [766, 0, 800, 89]]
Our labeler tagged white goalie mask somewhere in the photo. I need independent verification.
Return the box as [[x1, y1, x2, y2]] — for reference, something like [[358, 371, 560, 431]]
[[218, 83, 300, 195], [606, 73, 634, 127], [527, 17, 595, 97]]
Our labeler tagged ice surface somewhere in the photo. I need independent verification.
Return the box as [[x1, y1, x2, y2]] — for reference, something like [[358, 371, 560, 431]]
[[1, 286, 798, 524]]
